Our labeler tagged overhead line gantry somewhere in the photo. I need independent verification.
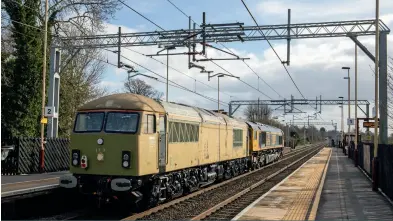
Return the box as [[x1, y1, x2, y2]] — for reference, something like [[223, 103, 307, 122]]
[[48, 12, 390, 144]]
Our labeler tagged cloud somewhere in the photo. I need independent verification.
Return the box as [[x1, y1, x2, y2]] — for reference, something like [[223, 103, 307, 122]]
[[257, 0, 393, 24], [97, 1, 393, 134]]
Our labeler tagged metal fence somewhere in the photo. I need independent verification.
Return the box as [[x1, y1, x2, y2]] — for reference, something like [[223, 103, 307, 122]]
[[354, 142, 393, 201], [1, 137, 70, 175], [378, 144, 393, 201]]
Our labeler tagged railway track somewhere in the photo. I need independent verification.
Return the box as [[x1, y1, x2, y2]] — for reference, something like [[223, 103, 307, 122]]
[[32, 143, 322, 220], [121, 143, 325, 220], [193, 145, 325, 220]]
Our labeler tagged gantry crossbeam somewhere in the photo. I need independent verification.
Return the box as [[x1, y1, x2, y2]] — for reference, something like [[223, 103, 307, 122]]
[[57, 19, 390, 49], [229, 99, 370, 117], [230, 99, 370, 106], [291, 122, 334, 126]]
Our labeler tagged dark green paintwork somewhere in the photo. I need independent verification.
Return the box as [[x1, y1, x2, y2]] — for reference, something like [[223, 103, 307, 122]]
[[70, 133, 139, 176]]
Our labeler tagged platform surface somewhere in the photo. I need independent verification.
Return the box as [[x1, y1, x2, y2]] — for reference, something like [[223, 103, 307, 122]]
[[233, 147, 331, 220], [316, 147, 393, 220], [1, 171, 68, 197]]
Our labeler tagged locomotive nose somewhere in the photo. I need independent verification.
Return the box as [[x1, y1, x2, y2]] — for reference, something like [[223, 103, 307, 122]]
[[70, 134, 138, 176]]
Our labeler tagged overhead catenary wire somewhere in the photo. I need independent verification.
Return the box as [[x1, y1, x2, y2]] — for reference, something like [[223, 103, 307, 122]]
[[240, 0, 327, 120], [119, 0, 273, 100], [2, 7, 228, 107], [82, 52, 227, 105], [88, 54, 228, 106], [123, 47, 236, 98], [165, 0, 324, 123], [118, 53, 229, 106], [240, 0, 305, 99], [165, 2, 283, 98]]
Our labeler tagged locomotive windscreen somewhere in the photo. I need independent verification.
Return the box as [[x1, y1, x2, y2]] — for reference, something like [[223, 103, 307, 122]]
[[74, 112, 105, 132]]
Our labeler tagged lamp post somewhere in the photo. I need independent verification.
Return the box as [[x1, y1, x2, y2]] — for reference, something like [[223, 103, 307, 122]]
[[354, 44, 359, 166], [208, 73, 240, 158], [342, 67, 351, 136], [339, 96, 344, 152], [282, 119, 289, 147], [208, 73, 240, 113]]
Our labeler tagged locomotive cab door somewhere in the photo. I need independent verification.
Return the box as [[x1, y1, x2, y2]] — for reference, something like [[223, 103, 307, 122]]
[[158, 115, 167, 173]]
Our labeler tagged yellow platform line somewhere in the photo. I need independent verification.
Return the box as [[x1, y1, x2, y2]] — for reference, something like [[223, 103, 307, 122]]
[[308, 147, 332, 220], [282, 148, 331, 220]]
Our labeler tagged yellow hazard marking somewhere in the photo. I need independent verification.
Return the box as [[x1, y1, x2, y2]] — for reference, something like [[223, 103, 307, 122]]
[[41, 118, 48, 124]]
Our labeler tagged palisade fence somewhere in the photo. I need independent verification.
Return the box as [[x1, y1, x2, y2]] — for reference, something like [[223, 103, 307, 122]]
[[348, 142, 393, 201], [1, 137, 70, 175]]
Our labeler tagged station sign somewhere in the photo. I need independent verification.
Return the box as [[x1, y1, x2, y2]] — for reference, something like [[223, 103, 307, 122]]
[[363, 121, 380, 128], [44, 106, 58, 118]]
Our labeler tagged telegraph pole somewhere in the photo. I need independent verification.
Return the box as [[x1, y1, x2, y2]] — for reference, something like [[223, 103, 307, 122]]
[[39, 0, 49, 172]]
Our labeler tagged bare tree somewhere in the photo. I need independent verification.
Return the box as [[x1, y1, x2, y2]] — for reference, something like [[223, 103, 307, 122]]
[[244, 104, 272, 123], [124, 77, 164, 100], [55, 23, 109, 137]]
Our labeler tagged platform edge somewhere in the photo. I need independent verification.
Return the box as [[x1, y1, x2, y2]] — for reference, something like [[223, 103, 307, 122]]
[[231, 147, 325, 221], [307, 147, 332, 220]]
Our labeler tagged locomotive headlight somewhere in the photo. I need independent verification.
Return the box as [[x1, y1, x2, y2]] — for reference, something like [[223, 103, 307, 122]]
[[122, 151, 131, 168], [71, 149, 80, 166], [123, 154, 129, 161], [122, 161, 129, 168]]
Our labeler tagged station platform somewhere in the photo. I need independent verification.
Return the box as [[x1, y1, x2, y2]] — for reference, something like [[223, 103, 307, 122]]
[[232, 147, 393, 220], [1, 171, 68, 198]]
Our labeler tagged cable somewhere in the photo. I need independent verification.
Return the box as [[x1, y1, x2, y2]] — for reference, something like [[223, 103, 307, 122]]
[[118, 54, 228, 106], [118, 0, 165, 31], [122, 47, 236, 99], [1, 16, 54, 34], [240, 0, 306, 100], [120, 0, 272, 100], [207, 59, 273, 99], [61, 19, 229, 106], [238, 1, 322, 119], [77, 51, 229, 106], [165, 0, 321, 124], [2, 6, 228, 107]]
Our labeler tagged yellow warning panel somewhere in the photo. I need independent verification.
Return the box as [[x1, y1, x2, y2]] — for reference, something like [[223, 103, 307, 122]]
[[41, 118, 48, 124]]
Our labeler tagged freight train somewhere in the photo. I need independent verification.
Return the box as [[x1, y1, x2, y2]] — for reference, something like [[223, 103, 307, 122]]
[[59, 93, 284, 207]]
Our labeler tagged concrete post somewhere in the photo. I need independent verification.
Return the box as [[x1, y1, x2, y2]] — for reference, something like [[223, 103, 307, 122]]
[[47, 47, 61, 138]]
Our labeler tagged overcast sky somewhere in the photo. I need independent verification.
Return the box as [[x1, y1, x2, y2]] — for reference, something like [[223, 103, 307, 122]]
[[96, 0, 393, 134]]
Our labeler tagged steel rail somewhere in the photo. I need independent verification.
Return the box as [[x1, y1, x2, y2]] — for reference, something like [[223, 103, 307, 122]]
[[121, 143, 323, 220], [191, 145, 325, 220]]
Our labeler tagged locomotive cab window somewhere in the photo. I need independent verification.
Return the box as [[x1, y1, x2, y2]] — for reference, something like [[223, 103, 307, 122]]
[[143, 114, 156, 134], [105, 112, 139, 133], [74, 112, 105, 132]]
